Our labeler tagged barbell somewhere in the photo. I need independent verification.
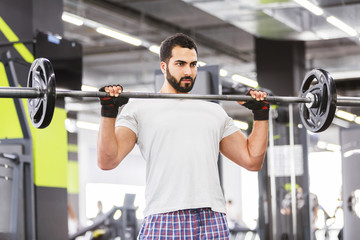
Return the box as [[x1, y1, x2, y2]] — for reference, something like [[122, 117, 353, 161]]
[[0, 58, 360, 132]]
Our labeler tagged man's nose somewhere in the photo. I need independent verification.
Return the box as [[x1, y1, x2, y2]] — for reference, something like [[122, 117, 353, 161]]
[[183, 65, 191, 75]]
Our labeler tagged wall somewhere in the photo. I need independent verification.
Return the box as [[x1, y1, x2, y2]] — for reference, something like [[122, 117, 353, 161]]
[[77, 112, 146, 225]]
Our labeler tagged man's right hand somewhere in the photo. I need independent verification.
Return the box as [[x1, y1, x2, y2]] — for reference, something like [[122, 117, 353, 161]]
[[99, 85, 129, 118]]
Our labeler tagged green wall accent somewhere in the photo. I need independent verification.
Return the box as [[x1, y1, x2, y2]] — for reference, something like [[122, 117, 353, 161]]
[[0, 62, 23, 139], [0, 15, 68, 189], [68, 144, 78, 153], [28, 105, 68, 188], [0, 16, 34, 63], [67, 161, 79, 194]]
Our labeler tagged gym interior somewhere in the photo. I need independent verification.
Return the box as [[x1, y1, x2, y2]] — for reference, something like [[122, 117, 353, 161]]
[[1, 0, 360, 239]]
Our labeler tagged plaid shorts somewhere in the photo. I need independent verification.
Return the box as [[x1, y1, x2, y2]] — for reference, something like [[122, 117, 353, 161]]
[[138, 208, 230, 240]]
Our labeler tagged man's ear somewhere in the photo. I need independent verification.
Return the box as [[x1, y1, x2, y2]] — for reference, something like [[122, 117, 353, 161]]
[[160, 61, 166, 74]]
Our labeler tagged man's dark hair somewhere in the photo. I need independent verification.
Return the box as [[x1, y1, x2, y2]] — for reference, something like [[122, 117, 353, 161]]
[[159, 33, 198, 63]]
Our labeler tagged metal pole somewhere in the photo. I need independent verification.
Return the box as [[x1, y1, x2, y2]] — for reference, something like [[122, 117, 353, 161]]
[[289, 104, 297, 240], [337, 96, 360, 106], [268, 108, 278, 239]]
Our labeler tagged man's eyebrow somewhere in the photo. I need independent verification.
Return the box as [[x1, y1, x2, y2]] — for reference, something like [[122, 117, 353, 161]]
[[174, 60, 187, 63], [174, 60, 198, 63]]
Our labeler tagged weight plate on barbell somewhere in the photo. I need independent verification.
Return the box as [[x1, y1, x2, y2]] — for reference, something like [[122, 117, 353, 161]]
[[299, 68, 337, 133], [27, 58, 56, 129]]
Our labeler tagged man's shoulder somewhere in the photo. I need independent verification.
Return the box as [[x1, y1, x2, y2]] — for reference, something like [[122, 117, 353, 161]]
[[196, 100, 225, 111]]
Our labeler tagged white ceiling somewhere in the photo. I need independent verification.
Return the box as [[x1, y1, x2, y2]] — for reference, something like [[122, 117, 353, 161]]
[[63, 0, 360, 85], [62, 0, 360, 130]]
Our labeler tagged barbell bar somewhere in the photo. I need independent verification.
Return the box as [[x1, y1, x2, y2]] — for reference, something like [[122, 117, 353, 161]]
[[0, 86, 311, 103], [1, 87, 360, 106], [0, 58, 360, 132]]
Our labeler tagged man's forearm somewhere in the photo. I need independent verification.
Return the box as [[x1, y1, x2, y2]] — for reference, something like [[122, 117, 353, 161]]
[[97, 117, 119, 169], [248, 120, 269, 161]]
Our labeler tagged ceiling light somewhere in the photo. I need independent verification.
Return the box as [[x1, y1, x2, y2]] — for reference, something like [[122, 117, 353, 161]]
[[355, 117, 360, 124], [326, 143, 341, 152], [234, 120, 249, 130], [317, 140, 327, 149], [219, 68, 228, 77], [316, 141, 341, 152], [335, 110, 356, 121], [76, 121, 99, 131], [293, 0, 324, 16], [65, 119, 77, 133], [331, 70, 360, 80], [344, 149, 360, 158], [332, 117, 351, 128], [326, 16, 358, 37], [113, 209, 122, 220], [96, 27, 142, 46], [81, 85, 99, 91], [149, 45, 160, 55], [232, 74, 259, 88], [62, 12, 84, 26], [197, 61, 207, 67]]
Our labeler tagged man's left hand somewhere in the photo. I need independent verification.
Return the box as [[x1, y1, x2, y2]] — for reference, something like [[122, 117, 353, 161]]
[[239, 89, 269, 121]]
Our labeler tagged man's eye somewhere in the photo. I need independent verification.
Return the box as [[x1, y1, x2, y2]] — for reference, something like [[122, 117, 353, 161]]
[[191, 63, 197, 67], [177, 62, 183, 66]]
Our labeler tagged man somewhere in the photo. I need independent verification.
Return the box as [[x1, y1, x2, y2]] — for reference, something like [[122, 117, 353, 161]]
[[97, 33, 268, 239]]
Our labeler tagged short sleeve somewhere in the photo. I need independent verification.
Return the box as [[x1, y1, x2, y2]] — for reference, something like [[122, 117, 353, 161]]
[[222, 116, 239, 139], [115, 101, 138, 136]]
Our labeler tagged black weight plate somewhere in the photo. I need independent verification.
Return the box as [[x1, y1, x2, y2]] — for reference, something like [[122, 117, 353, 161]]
[[27, 58, 56, 129], [299, 69, 337, 133]]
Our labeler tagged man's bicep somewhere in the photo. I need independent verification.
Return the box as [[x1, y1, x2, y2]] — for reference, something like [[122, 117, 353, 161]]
[[115, 126, 137, 159], [220, 131, 249, 166]]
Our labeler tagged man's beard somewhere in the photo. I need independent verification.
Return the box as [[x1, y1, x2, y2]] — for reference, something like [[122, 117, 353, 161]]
[[166, 67, 196, 93]]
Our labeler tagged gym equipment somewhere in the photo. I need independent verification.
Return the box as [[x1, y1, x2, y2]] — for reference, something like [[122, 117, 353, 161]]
[[0, 51, 36, 240], [1, 58, 360, 132], [69, 194, 138, 240]]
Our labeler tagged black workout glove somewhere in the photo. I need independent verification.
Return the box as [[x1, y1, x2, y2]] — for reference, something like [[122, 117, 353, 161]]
[[99, 85, 129, 118], [242, 89, 269, 121]]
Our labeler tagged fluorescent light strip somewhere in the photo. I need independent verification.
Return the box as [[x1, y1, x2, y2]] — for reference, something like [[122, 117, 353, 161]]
[[335, 109, 357, 121], [344, 149, 360, 158], [197, 61, 207, 67], [294, 0, 324, 16], [355, 117, 360, 124], [65, 119, 100, 132], [232, 74, 259, 88], [326, 16, 358, 37], [326, 143, 341, 152], [76, 121, 99, 131], [96, 27, 142, 46], [149, 45, 160, 55], [219, 69, 228, 77], [234, 120, 249, 130], [62, 12, 84, 26], [317, 140, 341, 152], [62, 11, 150, 48], [81, 85, 99, 91], [331, 70, 360, 80], [332, 117, 351, 128], [317, 140, 327, 149]]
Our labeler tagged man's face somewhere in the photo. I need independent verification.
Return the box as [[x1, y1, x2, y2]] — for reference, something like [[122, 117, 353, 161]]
[[164, 46, 198, 93]]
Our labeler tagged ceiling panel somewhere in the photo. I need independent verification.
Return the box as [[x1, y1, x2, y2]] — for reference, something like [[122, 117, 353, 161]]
[[62, 0, 360, 124]]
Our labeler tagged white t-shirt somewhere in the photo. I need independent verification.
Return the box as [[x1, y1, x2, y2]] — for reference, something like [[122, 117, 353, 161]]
[[115, 99, 239, 217]]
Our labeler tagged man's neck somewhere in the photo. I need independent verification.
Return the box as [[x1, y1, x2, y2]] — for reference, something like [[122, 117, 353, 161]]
[[159, 85, 176, 94], [159, 80, 187, 94]]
